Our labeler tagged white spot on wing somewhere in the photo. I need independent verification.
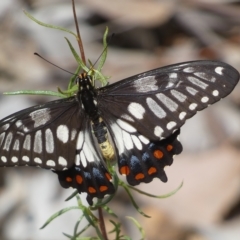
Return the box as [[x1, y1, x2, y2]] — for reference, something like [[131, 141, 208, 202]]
[[76, 131, 84, 150], [156, 93, 178, 112], [34, 130, 42, 153], [1, 156, 7, 163], [122, 131, 133, 150], [212, 90, 219, 96], [15, 120, 23, 128], [146, 97, 166, 118], [179, 112, 186, 120], [23, 135, 31, 150], [71, 129, 77, 141], [13, 139, 20, 151], [170, 90, 187, 102], [121, 114, 134, 122], [46, 160, 55, 167], [45, 129, 54, 153], [80, 150, 87, 167], [75, 154, 80, 165], [82, 140, 94, 164], [187, 76, 208, 89], [0, 132, 6, 147], [110, 123, 124, 155], [2, 124, 10, 131], [29, 108, 51, 128], [133, 76, 158, 93], [117, 119, 137, 133], [167, 121, 176, 130], [57, 125, 69, 143], [128, 102, 145, 119], [11, 156, 18, 163], [22, 156, 29, 162], [201, 96, 209, 103], [215, 66, 224, 75], [34, 157, 42, 164], [189, 103, 197, 110], [183, 67, 194, 73], [131, 135, 142, 150], [194, 72, 216, 82], [169, 73, 177, 78], [139, 135, 150, 144], [58, 156, 67, 166], [154, 126, 164, 138], [186, 87, 198, 95], [3, 132, 13, 151]]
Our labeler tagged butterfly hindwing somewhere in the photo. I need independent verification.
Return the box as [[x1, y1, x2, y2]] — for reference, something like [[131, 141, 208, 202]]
[[55, 119, 115, 204], [118, 129, 182, 185], [101, 113, 182, 185], [97, 61, 239, 141]]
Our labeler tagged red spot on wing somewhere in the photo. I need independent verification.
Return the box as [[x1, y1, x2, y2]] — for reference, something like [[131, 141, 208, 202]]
[[148, 167, 157, 175], [166, 144, 173, 151], [135, 173, 144, 180], [105, 172, 112, 181], [100, 186, 108, 192], [154, 150, 164, 159], [120, 166, 130, 175], [76, 175, 83, 184], [66, 177, 72, 182], [88, 187, 96, 193]]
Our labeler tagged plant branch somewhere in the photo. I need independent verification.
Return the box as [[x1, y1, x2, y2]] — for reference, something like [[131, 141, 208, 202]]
[[98, 207, 108, 240], [72, 0, 86, 64]]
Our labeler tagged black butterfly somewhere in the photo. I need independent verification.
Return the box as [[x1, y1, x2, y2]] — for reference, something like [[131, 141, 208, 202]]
[[0, 60, 238, 205]]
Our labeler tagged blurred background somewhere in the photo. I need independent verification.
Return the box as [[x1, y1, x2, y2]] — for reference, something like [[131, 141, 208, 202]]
[[0, 0, 240, 239]]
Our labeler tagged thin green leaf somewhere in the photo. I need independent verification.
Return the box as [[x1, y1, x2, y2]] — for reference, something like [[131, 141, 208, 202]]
[[3, 90, 66, 98], [65, 37, 89, 73], [126, 217, 145, 240], [108, 220, 121, 239], [74, 215, 84, 235], [127, 181, 183, 198], [97, 27, 108, 73], [119, 181, 150, 218], [62, 232, 72, 238], [92, 69, 108, 87], [76, 223, 91, 238], [68, 65, 82, 90], [65, 190, 79, 201], [23, 10, 77, 38], [102, 205, 118, 218], [40, 206, 80, 229]]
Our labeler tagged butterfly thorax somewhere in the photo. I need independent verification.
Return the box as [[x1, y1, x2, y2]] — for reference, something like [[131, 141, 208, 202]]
[[78, 74, 99, 121]]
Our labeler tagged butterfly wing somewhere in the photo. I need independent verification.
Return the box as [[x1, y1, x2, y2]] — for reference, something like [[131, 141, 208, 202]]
[[0, 97, 81, 170], [102, 114, 183, 185], [0, 96, 115, 204], [55, 119, 115, 205], [97, 61, 239, 141]]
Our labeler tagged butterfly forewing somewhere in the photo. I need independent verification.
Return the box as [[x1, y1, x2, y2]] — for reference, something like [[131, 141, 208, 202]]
[[97, 61, 239, 140], [0, 97, 81, 170]]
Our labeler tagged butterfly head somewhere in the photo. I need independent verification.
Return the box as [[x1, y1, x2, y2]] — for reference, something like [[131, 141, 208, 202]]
[[76, 73, 94, 92]]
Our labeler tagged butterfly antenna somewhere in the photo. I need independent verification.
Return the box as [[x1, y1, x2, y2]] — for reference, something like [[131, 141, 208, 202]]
[[34, 53, 77, 76], [88, 33, 115, 72]]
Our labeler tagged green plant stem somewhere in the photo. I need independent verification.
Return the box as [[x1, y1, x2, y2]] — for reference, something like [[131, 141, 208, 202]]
[[98, 207, 108, 240]]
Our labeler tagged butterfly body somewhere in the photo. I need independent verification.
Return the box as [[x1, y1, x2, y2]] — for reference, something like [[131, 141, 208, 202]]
[[0, 60, 239, 205]]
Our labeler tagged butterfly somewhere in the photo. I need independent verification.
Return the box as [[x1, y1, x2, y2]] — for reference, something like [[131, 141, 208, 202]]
[[0, 60, 238, 205]]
